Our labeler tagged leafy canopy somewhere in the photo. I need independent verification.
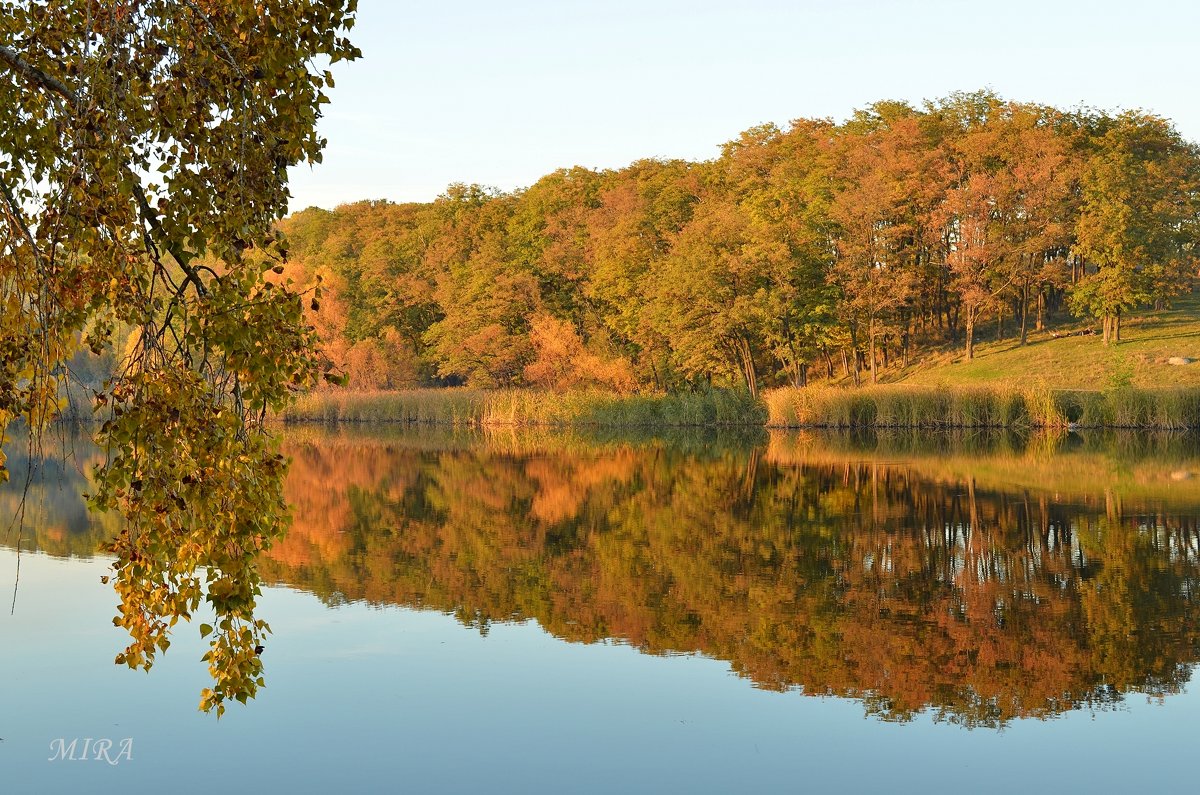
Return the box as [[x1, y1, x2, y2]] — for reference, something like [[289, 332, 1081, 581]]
[[0, 0, 360, 714]]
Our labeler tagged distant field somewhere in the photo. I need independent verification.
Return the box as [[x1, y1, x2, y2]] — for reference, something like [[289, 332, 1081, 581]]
[[889, 292, 1200, 390]]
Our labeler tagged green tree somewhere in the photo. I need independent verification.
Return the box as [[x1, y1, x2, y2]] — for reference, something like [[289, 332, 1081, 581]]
[[722, 119, 838, 387], [509, 167, 602, 323], [0, 0, 359, 714], [422, 186, 540, 386], [651, 197, 768, 395], [584, 159, 700, 387], [1072, 113, 1200, 343]]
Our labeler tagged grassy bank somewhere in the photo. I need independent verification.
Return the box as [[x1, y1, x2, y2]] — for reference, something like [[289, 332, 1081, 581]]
[[886, 293, 1200, 390], [763, 384, 1200, 430], [280, 384, 1200, 430], [279, 387, 767, 427]]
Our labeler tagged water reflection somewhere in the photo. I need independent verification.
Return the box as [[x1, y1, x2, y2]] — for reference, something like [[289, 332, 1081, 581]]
[[6, 426, 1200, 726]]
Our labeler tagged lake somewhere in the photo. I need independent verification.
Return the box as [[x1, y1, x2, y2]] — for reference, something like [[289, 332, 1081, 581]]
[[3, 426, 1200, 793]]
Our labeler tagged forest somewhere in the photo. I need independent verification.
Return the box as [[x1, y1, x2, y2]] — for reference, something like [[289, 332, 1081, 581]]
[[276, 91, 1200, 397]]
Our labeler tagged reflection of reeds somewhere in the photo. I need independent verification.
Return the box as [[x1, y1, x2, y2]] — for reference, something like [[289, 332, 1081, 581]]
[[278, 387, 768, 427], [279, 420, 768, 459], [764, 385, 1200, 430], [764, 427, 1200, 506]]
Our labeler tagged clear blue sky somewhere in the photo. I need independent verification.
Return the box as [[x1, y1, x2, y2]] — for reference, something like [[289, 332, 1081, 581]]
[[286, 0, 1200, 211]]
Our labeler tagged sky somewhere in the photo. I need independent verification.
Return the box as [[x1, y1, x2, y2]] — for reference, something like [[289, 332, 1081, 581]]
[[286, 0, 1200, 212]]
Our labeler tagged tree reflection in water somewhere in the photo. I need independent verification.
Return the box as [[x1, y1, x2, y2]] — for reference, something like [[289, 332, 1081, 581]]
[[5, 426, 1200, 725]]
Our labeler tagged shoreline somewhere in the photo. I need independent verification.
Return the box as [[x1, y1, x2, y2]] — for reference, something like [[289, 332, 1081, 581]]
[[274, 385, 1200, 431]]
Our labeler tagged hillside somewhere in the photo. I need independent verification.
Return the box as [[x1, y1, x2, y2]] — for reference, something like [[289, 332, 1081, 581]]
[[888, 292, 1200, 390]]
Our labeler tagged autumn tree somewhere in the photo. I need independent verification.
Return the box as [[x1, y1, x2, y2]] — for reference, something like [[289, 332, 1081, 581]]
[[584, 159, 701, 387], [829, 102, 936, 380], [523, 312, 637, 392], [267, 92, 1196, 393], [423, 185, 541, 386], [278, 201, 441, 387], [928, 92, 1076, 360], [0, 0, 359, 714], [973, 103, 1077, 345], [722, 120, 838, 387], [651, 196, 768, 394], [1072, 112, 1200, 343]]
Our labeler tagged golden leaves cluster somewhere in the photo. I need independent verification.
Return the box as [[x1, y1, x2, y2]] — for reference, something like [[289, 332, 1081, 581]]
[[1, 0, 359, 713]]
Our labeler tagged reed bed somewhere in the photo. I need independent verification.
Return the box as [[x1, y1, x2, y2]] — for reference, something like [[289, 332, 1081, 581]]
[[764, 384, 1200, 430], [278, 387, 768, 427], [281, 388, 490, 425], [278, 384, 1200, 430]]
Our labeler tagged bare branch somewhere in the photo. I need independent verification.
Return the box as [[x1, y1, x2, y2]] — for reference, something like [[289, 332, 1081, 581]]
[[0, 43, 79, 105], [128, 178, 208, 297]]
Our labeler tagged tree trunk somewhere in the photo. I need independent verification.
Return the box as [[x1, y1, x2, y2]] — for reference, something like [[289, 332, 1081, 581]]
[[785, 330, 803, 388], [1036, 288, 1045, 332], [1019, 282, 1029, 346], [965, 308, 976, 362], [1114, 308, 1122, 342], [849, 326, 861, 387], [868, 316, 878, 385], [738, 336, 758, 397]]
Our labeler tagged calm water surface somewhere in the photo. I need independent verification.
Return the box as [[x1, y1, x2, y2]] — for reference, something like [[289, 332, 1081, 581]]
[[3, 427, 1200, 793]]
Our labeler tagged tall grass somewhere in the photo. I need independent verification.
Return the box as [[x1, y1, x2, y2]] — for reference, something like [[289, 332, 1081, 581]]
[[282, 388, 490, 425], [279, 387, 767, 427], [279, 385, 1200, 430], [764, 384, 1200, 430]]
